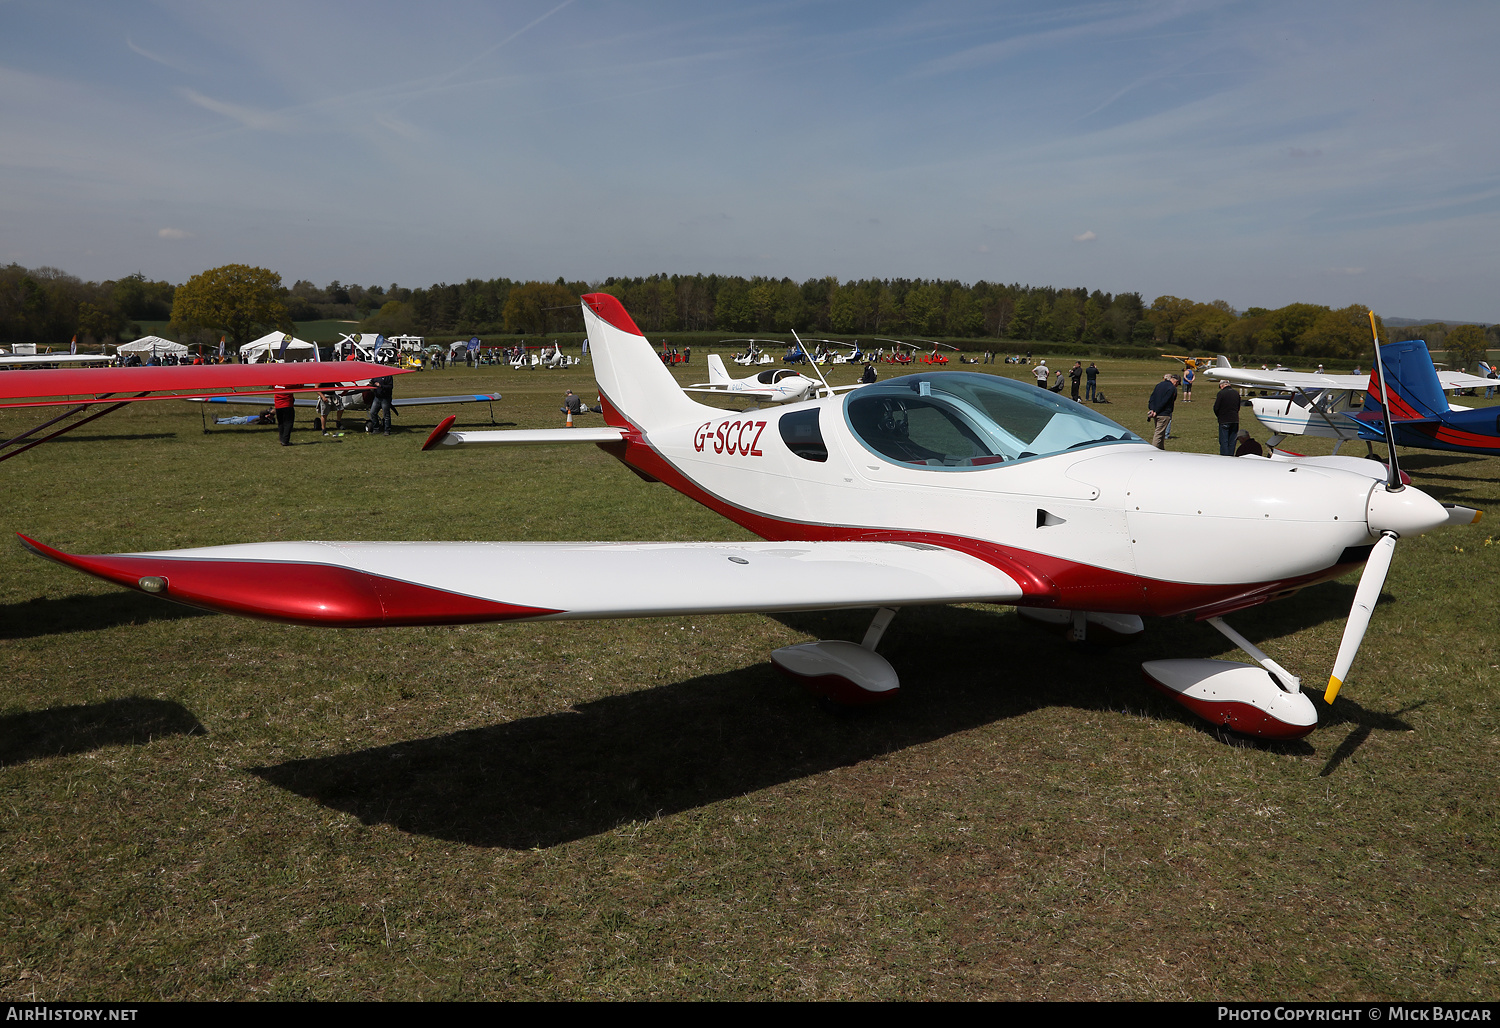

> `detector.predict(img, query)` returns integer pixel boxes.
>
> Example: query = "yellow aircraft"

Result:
[1161,354,1216,372]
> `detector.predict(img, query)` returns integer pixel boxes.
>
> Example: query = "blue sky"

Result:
[3,0,1497,319]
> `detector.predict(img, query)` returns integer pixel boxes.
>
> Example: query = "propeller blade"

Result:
[1325,530,1398,704]
[1368,310,1404,492]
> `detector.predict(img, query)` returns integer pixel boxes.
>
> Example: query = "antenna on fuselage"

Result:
[791,329,834,399]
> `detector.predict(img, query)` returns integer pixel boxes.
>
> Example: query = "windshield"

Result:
[844,372,1140,468]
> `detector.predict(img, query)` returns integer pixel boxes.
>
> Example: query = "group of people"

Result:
[1146,372,1261,456]
[270,376,396,446]
[1031,360,1104,402]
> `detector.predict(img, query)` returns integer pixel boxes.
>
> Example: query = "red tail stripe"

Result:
[581,293,645,337]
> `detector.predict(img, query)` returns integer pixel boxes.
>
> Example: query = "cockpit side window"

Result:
[778,408,827,461]
[843,372,1139,470]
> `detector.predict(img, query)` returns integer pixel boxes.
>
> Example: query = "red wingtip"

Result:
[18,532,561,626]
[581,293,645,336]
[423,415,457,451]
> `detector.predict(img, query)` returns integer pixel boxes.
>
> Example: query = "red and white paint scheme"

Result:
[24,296,1472,739]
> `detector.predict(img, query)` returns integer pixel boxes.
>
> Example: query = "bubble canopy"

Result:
[843,372,1141,469]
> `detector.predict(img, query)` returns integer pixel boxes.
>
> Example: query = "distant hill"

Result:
[1384,316,1490,328]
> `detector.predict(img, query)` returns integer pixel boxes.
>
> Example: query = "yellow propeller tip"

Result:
[1324,677,1343,704]
[1474,510,1483,524]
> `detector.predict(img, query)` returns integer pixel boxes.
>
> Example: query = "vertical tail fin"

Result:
[1364,339,1445,419]
[581,294,709,432]
[706,353,731,385]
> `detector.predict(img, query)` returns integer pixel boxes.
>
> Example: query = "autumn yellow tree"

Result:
[171,265,288,349]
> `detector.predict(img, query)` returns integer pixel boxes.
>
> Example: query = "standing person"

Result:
[1068,361,1083,401]
[273,385,296,446]
[1486,364,1497,399]
[683,344,692,364]
[1213,379,1242,456]
[367,374,394,435]
[1085,361,1099,402]
[1147,374,1179,450]
[1182,365,1195,402]
[1033,360,1050,388]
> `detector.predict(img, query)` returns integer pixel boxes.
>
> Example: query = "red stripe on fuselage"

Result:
[594,401,1363,619]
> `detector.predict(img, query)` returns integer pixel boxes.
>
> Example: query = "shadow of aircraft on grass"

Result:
[251,595,1377,848]
[0,590,213,640]
[0,697,205,766]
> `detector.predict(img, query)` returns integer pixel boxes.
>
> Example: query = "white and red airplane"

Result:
[20,297,1479,740]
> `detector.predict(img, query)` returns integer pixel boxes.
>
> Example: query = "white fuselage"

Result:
[626,390,1385,615]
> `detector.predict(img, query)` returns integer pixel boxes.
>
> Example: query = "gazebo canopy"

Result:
[240,331,318,362]
[118,335,189,356]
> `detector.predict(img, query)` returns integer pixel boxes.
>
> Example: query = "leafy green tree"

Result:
[503,281,576,335]
[1445,324,1489,371]
[171,264,288,349]
[1298,305,1376,359]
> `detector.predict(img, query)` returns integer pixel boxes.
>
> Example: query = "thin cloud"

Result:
[180,89,290,132]
[1074,230,1097,242]
[157,228,190,240]
[126,36,190,73]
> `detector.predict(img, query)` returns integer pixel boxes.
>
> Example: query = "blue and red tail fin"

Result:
[1364,340,1446,420]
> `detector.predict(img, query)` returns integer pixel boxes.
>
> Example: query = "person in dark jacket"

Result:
[273,386,296,446]
[1147,374,1179,449]
[1068,361,1083,401]
[1212,380,1242,455]
[366,374,394,435]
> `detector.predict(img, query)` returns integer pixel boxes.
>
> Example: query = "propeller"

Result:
[1324,311,1418,705]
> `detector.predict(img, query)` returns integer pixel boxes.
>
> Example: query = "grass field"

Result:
[1,352,1496,1000]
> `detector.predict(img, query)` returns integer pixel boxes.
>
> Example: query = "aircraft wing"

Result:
[0,354,113,367]
[0,363,405,408]
[21,535,1024,627]
[1203,367,1366,391]
[190,392,502,409]
[1436,370,1495,390]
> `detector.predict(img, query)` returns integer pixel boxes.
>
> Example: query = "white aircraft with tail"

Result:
[22,298,1479,741]
[684,353,859,405]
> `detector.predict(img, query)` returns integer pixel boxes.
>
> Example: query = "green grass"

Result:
[0,353,1497,1000]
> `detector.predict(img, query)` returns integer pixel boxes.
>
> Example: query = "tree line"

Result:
[2,261,1495,363]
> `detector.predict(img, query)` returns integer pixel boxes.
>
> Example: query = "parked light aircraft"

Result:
[0,363,405,462]
[23,299,1480,741]
[1204,343,1497,455]
[0,353,114,368]
[685,353,860,405]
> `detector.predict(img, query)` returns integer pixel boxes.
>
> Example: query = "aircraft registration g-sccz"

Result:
[23,296,1480,741]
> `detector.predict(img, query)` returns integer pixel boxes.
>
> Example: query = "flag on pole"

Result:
[218,336,226,360]
[278,334,291,360]
[69,335,77,355]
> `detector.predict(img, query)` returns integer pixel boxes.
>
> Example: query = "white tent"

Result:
[240,331,318,363]
[118,335,189,357]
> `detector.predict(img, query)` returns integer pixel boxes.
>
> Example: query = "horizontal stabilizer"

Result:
[427,426,627,448]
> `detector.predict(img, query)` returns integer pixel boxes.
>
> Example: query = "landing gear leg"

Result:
[1140,616,1317,739]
